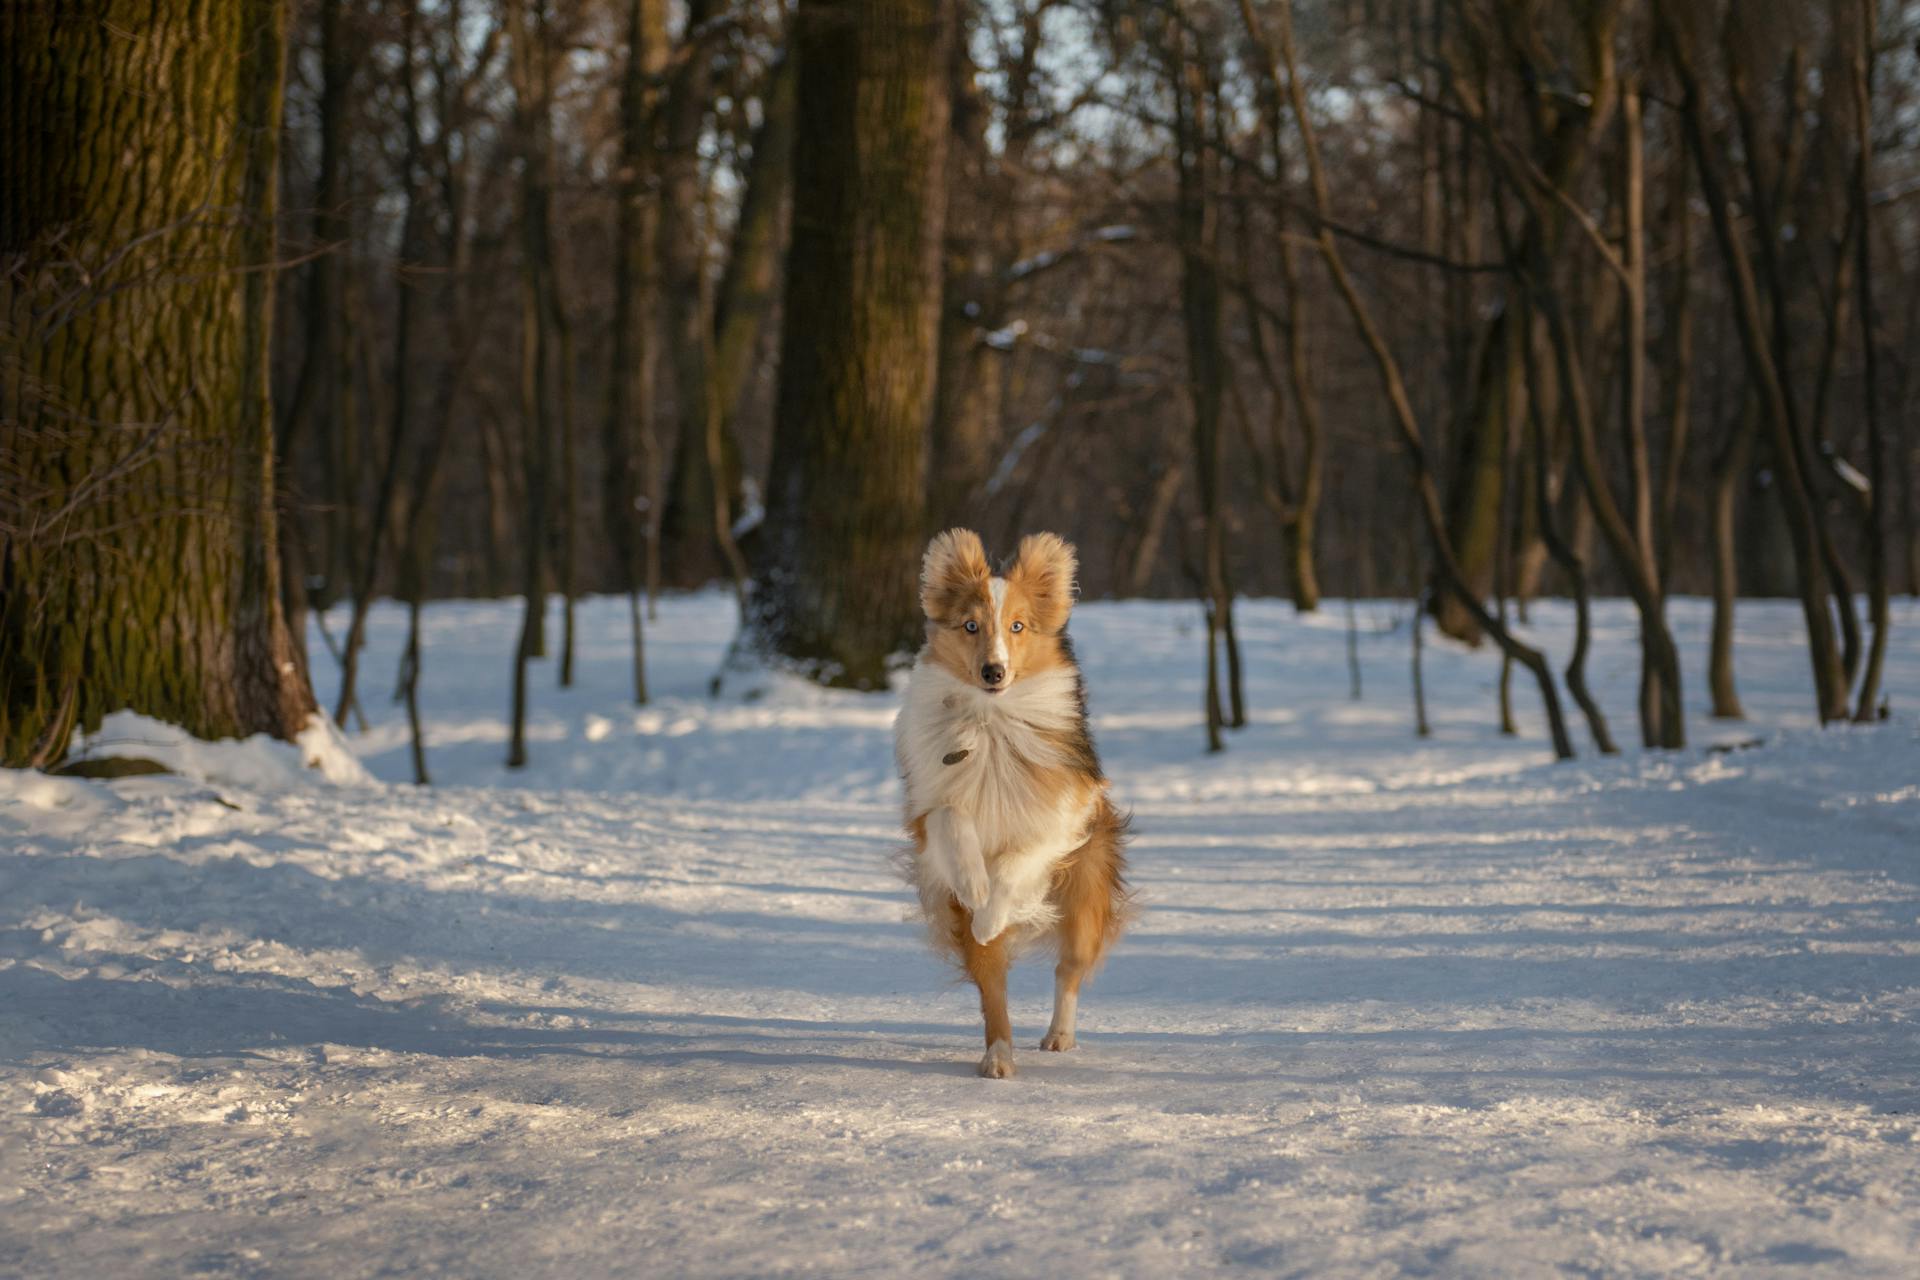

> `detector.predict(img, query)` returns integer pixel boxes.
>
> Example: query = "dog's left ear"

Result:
[1007,532,1077,633]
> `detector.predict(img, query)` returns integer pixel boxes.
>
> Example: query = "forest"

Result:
[4,0,1917,768]
[9,6,1920,1271]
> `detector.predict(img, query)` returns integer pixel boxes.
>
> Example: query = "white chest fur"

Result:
[895,661,1096,942]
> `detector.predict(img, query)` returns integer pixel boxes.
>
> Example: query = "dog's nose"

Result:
[980,663,1005,687]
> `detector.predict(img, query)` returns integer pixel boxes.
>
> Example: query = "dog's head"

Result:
[919,529,1077,694]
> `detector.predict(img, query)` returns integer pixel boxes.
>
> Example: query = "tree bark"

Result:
[2,0,315,766]
[1844,0,1890,720]
[655,0,735,588]
[604,0,668,704]
[274,0,356,682]
[1708,412,1753,719]
[747,0,950,689]
[507,0,557,767]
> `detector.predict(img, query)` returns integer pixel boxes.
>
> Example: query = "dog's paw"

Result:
[977,1039,1016,1079]
[956,864,991,913]
[969,899,1011,944]
[1039,1029,1075,1052]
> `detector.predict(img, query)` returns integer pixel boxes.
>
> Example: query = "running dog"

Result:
[895,529,1130,1079]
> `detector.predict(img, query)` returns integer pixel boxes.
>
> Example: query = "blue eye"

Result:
[964,620,979,633]
[1011,621,1024,633]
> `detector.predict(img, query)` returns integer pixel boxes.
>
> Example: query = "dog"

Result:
[894,529,1130,1079]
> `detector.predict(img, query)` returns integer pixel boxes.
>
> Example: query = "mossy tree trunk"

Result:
[2,0,316,768]
[748,0,950,690]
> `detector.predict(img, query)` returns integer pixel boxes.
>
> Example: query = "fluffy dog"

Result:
[894,529,1130,1079]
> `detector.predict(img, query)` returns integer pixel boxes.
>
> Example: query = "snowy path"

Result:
[5,596,1919,1276]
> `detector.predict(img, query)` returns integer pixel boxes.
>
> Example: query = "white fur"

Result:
[986,578,1011,672]
[979,1038,1015,1079]
[895,655,1094,946]
[1042,976,1078,1051]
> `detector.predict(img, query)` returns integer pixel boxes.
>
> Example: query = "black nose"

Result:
[980,663,1005,686]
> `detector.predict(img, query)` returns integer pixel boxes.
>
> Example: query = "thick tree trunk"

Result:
[747,0,950,689]
[2,0,315,766]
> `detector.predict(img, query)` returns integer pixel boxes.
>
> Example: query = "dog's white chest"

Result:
[896,663,1094,866]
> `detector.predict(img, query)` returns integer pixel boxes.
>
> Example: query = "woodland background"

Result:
[4,0,1917,767]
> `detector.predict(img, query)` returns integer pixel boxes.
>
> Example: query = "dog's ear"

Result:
[921,528,991,624]
[1007,532,1077,632]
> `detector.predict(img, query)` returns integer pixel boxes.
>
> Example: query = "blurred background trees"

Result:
[6,0,1918,766]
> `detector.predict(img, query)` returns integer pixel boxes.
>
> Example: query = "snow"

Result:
[63,710,374,791]
[4,592,1919,1277]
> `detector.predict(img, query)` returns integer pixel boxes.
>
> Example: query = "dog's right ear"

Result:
[921,528,991,624]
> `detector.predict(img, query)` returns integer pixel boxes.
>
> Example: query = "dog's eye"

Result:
[1010,621,1024,633]
[964,620,979,633]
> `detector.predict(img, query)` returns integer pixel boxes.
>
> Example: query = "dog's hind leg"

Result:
[953,900,1015,1078]
[1041,911,1097,1052]
[1041,806,1128,1052]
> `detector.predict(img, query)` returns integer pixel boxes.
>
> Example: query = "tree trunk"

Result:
[1660,4,1848,722]
[274,0,356,684]
[604,0,667,703]
[1708,416,1752,720]
[1518,306,1618,754]
[1172,33,1244,741]
[507,0,556,767]
[333,19,429,727]
[747,0,950,689]
[1407,517,1431,739]
[1845,0,1890,721]
[2,0,315,766]
[711,45,798,481]
[655,0,735,588]
[927,29,1003,534]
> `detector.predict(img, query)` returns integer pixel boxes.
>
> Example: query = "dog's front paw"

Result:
[1039,1028,1075,1052]
[969,897,1012,944]
[955,862,991,913]
[977,1039,1015,1079]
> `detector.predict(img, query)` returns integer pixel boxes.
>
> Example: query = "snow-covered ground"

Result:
[5,592,1919,1277]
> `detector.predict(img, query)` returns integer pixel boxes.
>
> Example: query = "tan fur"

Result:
[899,529,1131,1077]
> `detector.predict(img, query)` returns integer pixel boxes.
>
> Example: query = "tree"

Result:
[1659,0,1850,723]
[506,0,559,767]
[1166,19,1245,748]
[1245,0,1575,760]
[604,0,669,704]
[747,0,951,689]
[2,0,316,767]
